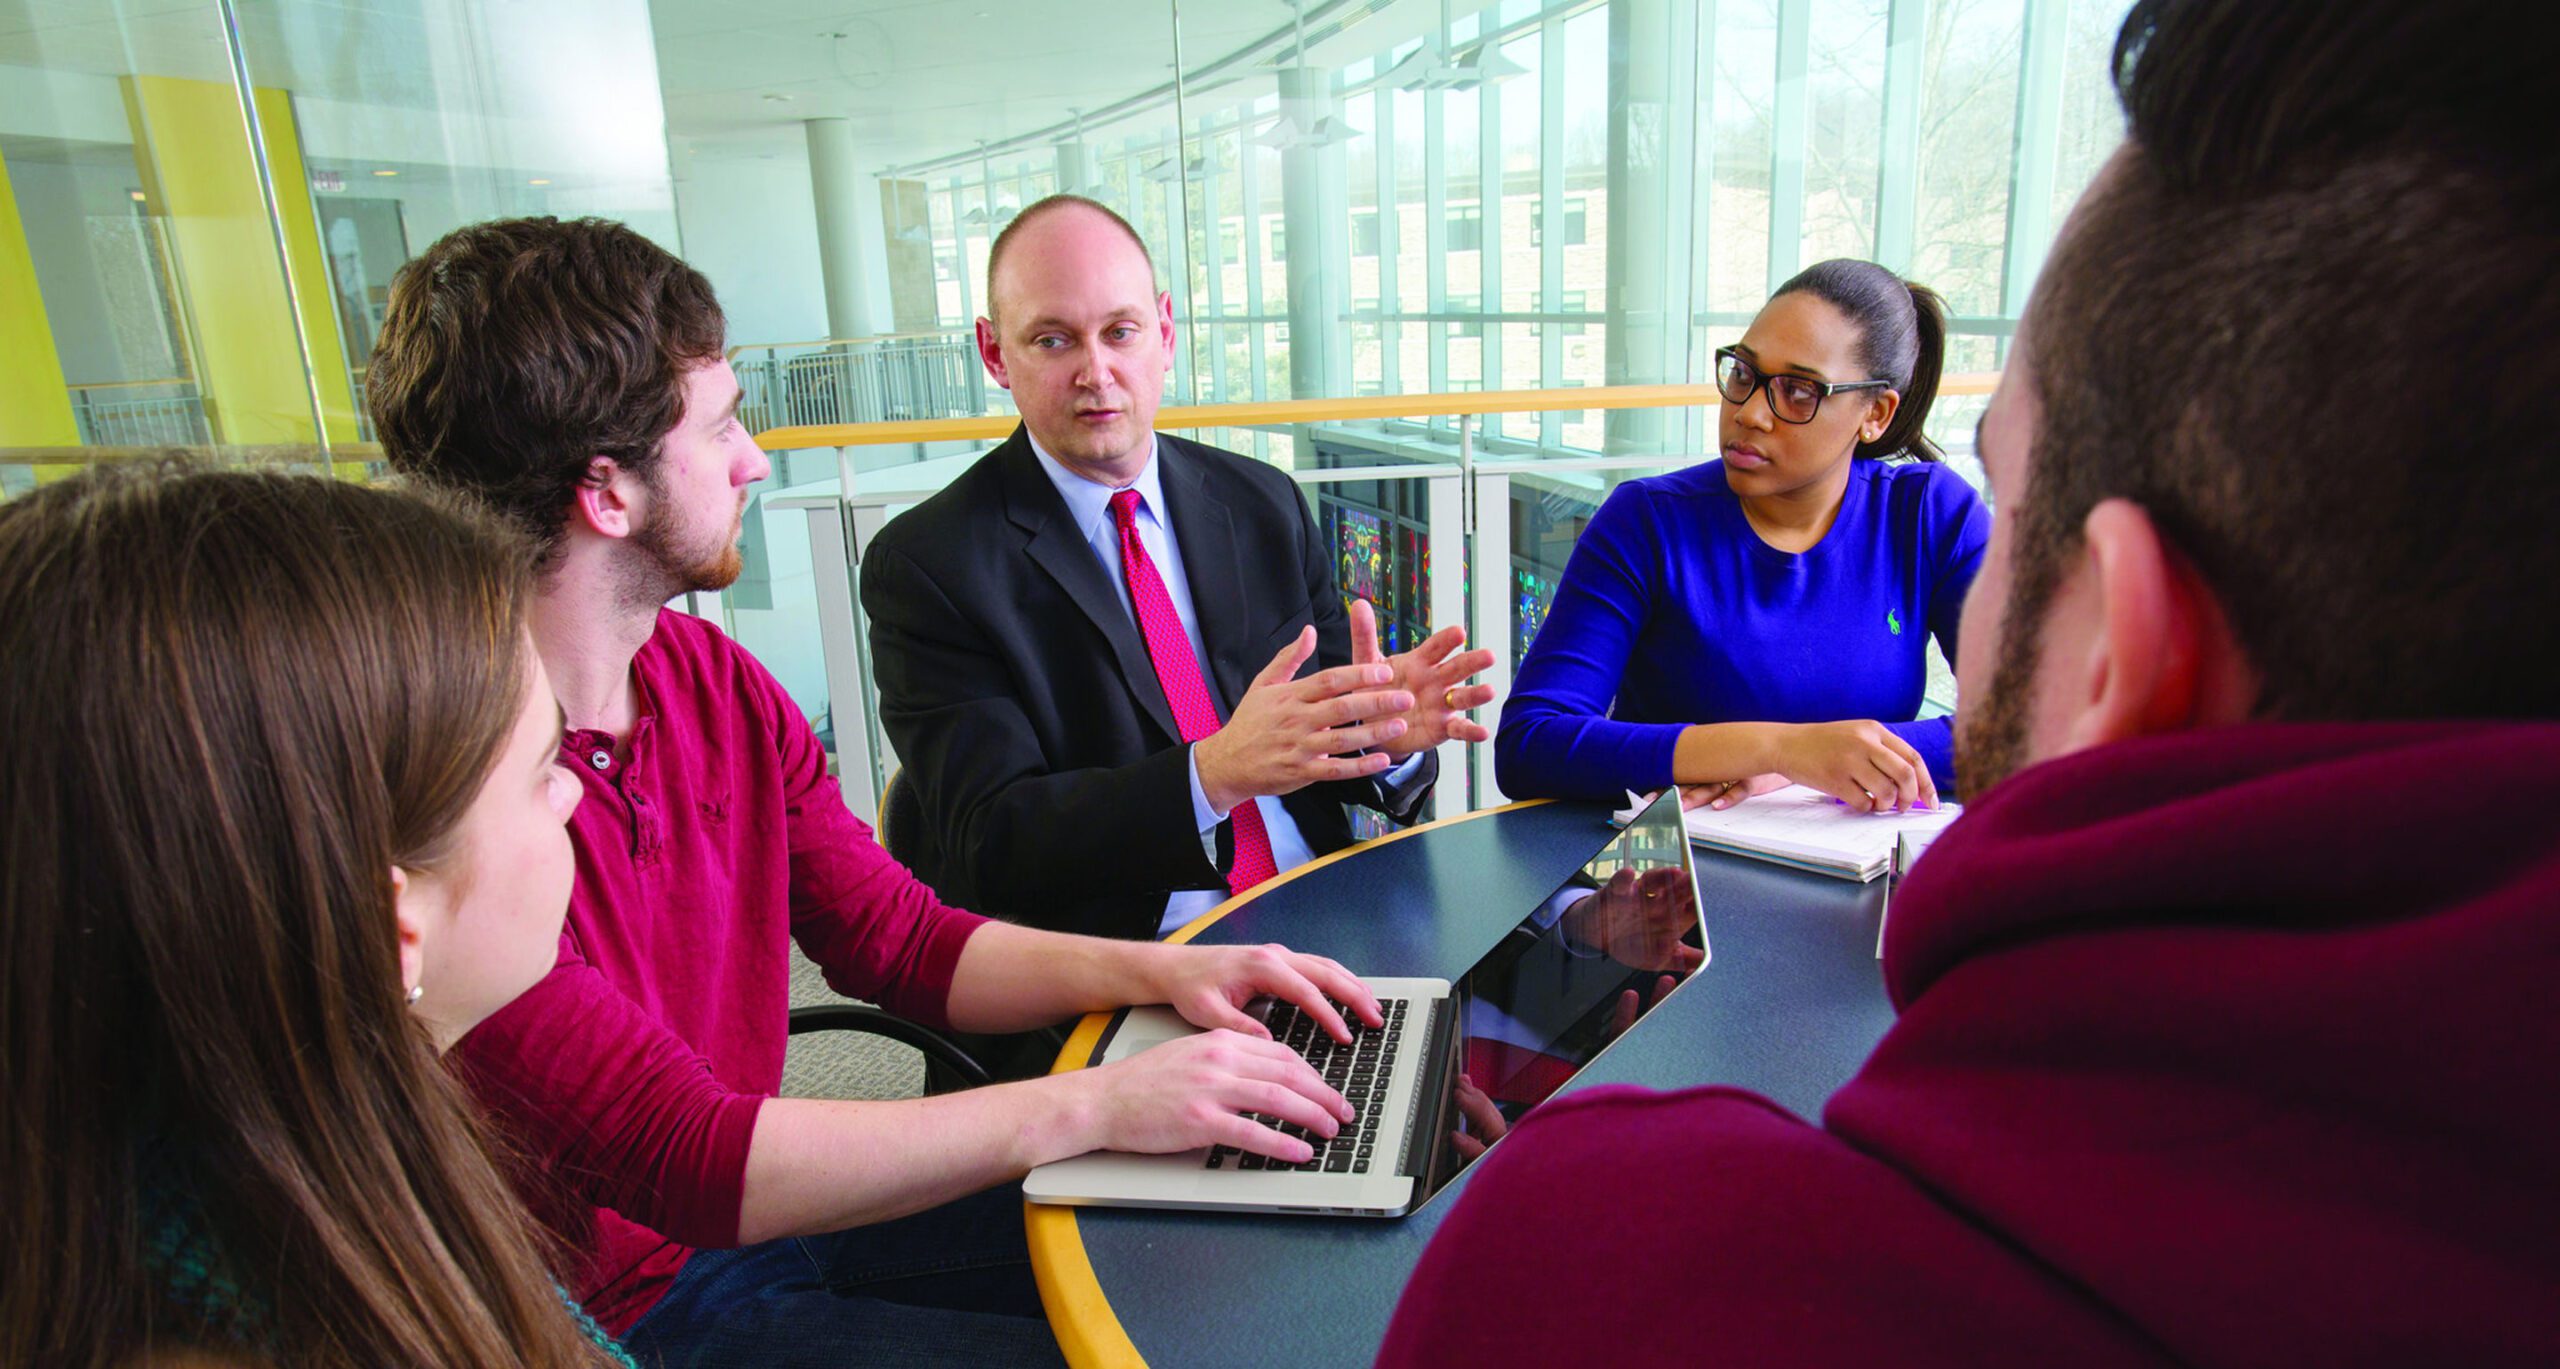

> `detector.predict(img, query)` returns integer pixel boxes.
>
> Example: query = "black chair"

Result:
[770,768,996,1095]
[879,764,924,867]
[878,766,1071,1089]
[785,1002,990,1090]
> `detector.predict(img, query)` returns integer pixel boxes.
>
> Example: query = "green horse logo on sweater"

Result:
[1887,608,1903,636]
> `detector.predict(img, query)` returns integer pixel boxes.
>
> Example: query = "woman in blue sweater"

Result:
[1497,259,1989,812]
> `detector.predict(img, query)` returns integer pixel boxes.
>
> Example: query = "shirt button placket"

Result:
[619,747,658,863]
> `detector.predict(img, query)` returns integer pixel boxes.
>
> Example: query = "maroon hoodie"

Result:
[1380,722,2560,1366]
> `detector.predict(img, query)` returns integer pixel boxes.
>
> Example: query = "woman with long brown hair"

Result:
[0,465,627,1367]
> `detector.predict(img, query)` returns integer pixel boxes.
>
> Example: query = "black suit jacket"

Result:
[860,428,1435,941]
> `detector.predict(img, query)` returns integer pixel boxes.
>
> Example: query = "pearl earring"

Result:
[406,984,424,1006]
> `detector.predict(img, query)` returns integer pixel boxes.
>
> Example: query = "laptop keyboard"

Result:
[1204,997,1410,1176]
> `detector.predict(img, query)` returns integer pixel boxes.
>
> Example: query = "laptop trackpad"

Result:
[1095,1006,1195,1063]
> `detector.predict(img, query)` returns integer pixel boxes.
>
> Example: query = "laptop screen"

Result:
[1411,788,1705,1207]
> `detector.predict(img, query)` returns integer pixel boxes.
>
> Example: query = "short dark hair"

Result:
[368,216,727,558]
[1772,258,1950,462]
[2001,0,2560,723]
[984,194,1155,324]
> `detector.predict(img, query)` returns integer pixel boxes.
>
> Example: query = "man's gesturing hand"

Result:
[1562,867,1706,973]
[1194,626,1415,815]
[1348,600,1496,760]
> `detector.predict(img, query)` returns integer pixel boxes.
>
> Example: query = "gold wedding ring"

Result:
[1442,687,1462,710]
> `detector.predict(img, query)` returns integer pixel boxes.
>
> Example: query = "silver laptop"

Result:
[1023,788,1705,1218]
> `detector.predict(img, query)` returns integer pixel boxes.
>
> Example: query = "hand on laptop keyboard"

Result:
[1145,942,1384,1046]
[1207,996,1410,1175]
[1070,1027,1356,1166]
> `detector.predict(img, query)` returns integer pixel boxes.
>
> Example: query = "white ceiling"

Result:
[650,0,1463,171]
[0,0,462,106]
[0,0,1481,175]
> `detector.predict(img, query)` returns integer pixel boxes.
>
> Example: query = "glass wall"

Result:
[3,0,2134,754]
[841,0,2129,454]
[0,0,677,487]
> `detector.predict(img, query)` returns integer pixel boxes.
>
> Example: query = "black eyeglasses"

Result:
[1714,347,1891,425]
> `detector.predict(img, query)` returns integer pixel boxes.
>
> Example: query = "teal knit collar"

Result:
[139,1160,634,1366]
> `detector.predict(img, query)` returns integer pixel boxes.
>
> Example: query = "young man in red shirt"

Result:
[370,217,1388,1364]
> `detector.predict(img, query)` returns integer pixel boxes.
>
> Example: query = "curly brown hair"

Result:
[368,217,727,560]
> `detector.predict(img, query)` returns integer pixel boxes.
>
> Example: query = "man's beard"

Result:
[1953,603,2045,799]
[621,497,745,608]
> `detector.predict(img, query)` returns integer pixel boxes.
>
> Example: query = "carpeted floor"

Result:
[780,952,927,1102]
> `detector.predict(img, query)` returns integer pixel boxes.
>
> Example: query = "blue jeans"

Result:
[621,1184,1064,1368]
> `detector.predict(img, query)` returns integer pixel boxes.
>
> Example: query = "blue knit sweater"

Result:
[1495,458,1989,801]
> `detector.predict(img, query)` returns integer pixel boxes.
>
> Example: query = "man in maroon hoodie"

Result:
[1381,1,2560,1364]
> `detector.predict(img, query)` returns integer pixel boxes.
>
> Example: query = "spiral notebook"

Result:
[1614,784,1961,883]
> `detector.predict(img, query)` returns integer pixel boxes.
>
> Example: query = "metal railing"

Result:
[0,381,1986,822]
[67,380,212,447]
[756,376,1997,821]
[55,374,372,448]
[348,367,375,443]
[732,332,986,432]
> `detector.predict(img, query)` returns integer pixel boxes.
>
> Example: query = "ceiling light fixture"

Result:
[962,141,1016,228]
[1257,0,1358,150]
[1142,148,1227,183]
[1387,0,1525,92]
[373,168,399,177]
[1253,112,1357,149]
[1055,107,1090,198]
[1455,42,1527,85]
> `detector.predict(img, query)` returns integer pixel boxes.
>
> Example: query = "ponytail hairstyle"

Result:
[0,464,617,1367]
[1771,258,1950,462]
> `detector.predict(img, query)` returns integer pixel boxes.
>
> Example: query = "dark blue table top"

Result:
[1030,800,1896,1366]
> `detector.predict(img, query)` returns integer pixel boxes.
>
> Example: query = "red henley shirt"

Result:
[454,609,988,1333]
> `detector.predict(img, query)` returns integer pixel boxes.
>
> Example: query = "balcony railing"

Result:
[67,379,212,447]
[349,367,375,443]
[756,376,1996,821]
[0,379,1994,826]
[731,332,986,433]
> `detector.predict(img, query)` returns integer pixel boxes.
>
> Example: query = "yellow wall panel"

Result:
[122,74,358,448]
[253,85,362,446]
[0,147,82,448]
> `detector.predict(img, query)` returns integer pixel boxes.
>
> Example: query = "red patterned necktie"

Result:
[1110,489,1279,896]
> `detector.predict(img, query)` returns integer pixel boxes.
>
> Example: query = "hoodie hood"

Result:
[1829,721,2560,1365]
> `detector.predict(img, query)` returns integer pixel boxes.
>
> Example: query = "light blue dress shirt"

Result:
[1028,435,1420,935]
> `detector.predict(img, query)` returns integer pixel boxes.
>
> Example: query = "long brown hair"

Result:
[0,465,614,1366]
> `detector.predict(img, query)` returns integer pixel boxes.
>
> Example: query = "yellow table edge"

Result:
[1025,798,1549,1368]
